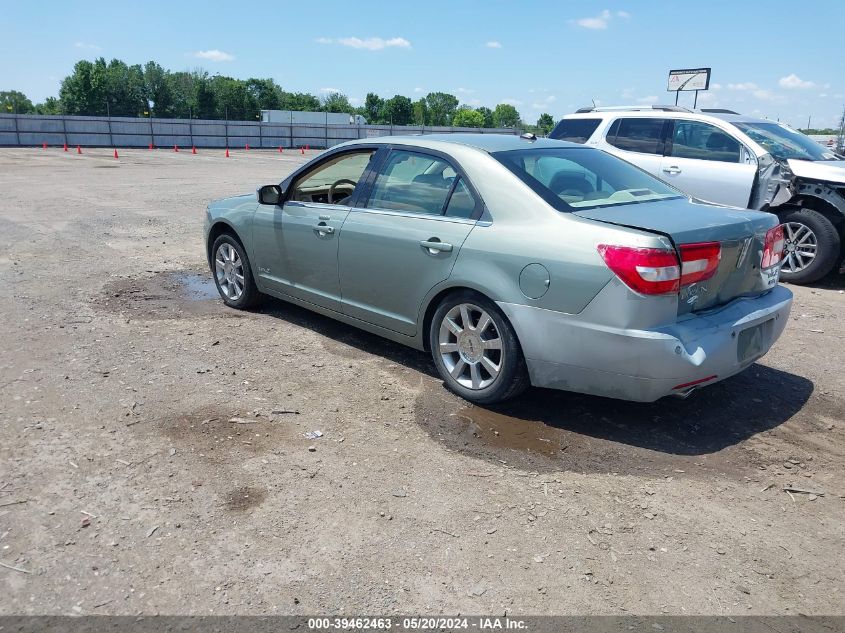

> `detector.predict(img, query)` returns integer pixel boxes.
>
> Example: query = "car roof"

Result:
[338,133,584,153]
[561,108,772,126]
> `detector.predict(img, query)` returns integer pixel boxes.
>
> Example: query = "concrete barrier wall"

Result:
[0,114,517,149]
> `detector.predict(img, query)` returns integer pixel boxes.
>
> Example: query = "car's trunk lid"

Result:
[573,198,780,315]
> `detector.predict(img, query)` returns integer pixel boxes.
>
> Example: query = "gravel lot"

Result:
[0,148,843,616]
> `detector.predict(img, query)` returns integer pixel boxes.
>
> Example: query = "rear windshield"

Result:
[493,147,683,211]
[734,121,838,162]
[549,118,601,144]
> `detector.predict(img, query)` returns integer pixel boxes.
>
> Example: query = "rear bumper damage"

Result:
[498,284,793,402]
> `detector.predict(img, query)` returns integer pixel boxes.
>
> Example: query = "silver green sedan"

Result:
[204,134,793,404]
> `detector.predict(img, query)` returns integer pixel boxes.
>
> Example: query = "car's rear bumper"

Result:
[497,284,793,402]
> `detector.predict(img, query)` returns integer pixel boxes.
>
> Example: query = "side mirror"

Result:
[257,184,283,205]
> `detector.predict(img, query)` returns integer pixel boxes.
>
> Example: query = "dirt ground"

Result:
[0,148,843,616]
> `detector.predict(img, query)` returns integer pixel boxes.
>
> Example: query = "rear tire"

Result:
[210,234,263,309]
[429,291,529,405]
[778,208,840,284]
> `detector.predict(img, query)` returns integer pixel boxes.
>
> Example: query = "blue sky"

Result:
[4,0,844,128]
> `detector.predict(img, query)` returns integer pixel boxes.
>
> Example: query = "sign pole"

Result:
[694,90,699,109]
[675,91,679,106]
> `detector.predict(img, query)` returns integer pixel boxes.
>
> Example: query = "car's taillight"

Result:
[597,244,680,295]
[761,224,786,269]
[679,242,721,285]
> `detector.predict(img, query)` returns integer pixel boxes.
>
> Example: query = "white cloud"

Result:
[317,37,411,50]
[193,49,234,62]
[727,82,758,91]
[319,87,341,94]
[414,87,424,93]
[456,87,475,94]
[635,95,658,104]
[779,73,815,89]
[531,95,558,110]
[501,98,523,106]
[73,41,100,51]
[571,9,630,30]
[486,40,502,48]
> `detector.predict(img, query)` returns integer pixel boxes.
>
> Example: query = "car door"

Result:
[601,117,670,177]
[659,119,756,207]
[251,148,378,312]
[338,148,479,336]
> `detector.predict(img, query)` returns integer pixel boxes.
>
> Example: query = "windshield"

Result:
[493,147,683,211]
[734,122,838,162]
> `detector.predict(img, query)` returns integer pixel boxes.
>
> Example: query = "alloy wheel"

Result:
[782,222,818,274]
[215,243,245,301]
[438,303,504,390]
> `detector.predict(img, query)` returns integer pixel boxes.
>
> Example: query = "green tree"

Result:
[493,103,521,128]
[280,91,321,111]
[475,106,494,128]
[35,97,62,115]
[245,78,284,111]
[211,75,259,120]
[0,90,35,113]
[536,113,554,135]
[412,98,427,126]
[363,92,384,123]
[453,107,485,128]
[321,92,352,113]
[143,61,173,117]
[380,95,413,125]
[424,92,459,126]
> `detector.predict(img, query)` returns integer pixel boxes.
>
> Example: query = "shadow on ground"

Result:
[253,296,815,474]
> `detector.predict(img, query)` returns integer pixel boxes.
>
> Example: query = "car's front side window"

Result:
[289,150,375,205]
[668,121,741,162]
[367,150,456,215]
[605,118,668,155]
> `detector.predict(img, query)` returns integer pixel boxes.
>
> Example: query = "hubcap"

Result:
[214,243,245,300]
[438,303,503,390]
[781,222,817,274]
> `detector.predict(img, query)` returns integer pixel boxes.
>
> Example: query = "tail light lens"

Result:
[597,245,680,295]
[761,224,785,269]
[679,242,721,285]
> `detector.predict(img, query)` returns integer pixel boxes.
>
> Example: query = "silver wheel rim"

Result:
[438,303,503,390]
[782,222,818,274]
[214,243,245,301]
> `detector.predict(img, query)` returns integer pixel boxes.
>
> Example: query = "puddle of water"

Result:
[175,272,218,301]
[223,486,266,512]
[452,406,566,459]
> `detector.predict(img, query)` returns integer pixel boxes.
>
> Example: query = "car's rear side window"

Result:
[367,150,455,215]
[444,177,476,218]
[605,118,668,155]
[549,118,601,144]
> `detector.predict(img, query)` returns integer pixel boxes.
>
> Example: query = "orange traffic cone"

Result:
[278,146,283,153]
[225,148,230,158]
[63,143,68,152]
[300,147,304,155]
[149,142,154,150]
[77,145,82,154]
[173,145,179,152]
[245,143,250,150]
[42,142,47,150]
[192,146,197,154]
[114,148,119,159]
[305,144,309,151]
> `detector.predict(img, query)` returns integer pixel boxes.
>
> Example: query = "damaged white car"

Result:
[551,107,845,283]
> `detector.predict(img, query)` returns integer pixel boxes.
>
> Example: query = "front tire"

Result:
[429,291,529,405]
[211,234,263,309]
[778,208,840,284]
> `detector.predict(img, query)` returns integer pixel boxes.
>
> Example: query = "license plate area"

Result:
[737,319,774,363]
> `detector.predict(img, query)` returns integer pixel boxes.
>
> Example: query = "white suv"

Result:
[550,106,845,283]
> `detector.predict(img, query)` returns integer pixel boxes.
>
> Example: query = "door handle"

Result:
[662,165,682,174]
[313,223,335,235]
[420,239,453,254]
